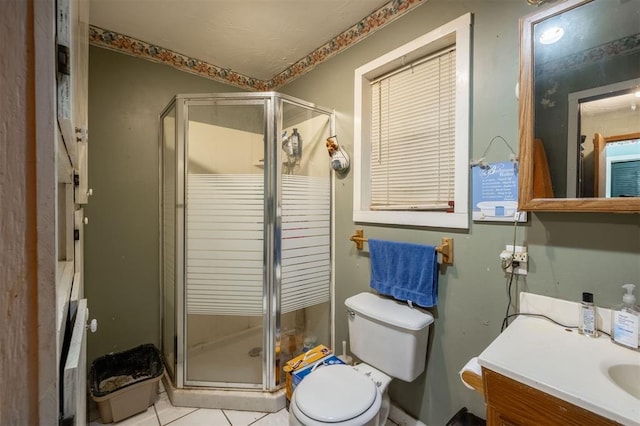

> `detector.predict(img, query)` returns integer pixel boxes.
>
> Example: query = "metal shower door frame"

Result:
[165,92,334,392]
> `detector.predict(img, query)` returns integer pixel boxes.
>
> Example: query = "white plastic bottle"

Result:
[611,284,640,350]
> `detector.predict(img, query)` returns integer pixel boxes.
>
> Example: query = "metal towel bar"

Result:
[349,229,453,265]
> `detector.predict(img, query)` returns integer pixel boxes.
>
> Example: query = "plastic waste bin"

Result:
[446,407,486,426]
[89,343,164,423]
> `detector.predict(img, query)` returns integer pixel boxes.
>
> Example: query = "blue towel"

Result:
[368,239,438,308]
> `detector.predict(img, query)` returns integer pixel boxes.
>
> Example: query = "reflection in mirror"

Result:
[533,0,640,198]
[518,0,640,212]
[569,85,640,197]
[593,132,640,198]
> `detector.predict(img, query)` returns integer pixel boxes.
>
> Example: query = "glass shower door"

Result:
[277,100,332,369]
[161,93,334,394]
[184,100,267,388]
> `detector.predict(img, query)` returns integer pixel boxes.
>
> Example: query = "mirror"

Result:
[518,0,640,211]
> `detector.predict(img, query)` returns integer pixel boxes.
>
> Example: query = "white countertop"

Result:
[478,313,640,425]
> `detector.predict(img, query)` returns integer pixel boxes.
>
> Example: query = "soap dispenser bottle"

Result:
[611,284,640,350]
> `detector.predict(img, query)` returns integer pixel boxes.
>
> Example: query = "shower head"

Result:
[282,131,294,156]
[282,129,302,159]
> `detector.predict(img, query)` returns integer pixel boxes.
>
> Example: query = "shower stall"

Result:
[159,93,334,408]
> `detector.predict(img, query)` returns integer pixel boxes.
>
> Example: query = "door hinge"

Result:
[57,44,70,75]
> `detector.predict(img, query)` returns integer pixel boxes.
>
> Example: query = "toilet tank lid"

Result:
[345,293,434,330]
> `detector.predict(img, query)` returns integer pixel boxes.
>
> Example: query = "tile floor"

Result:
[88,380,288,426]
[89,381,399,426]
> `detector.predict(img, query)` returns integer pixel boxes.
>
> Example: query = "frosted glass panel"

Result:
[187,174,264,316]
[185,103,265,385]
[281,175,331,313]
[278,101,331,366]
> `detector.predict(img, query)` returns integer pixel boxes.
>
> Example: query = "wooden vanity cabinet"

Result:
[482,368,620,426]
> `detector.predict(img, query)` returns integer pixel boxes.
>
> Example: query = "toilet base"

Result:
[379,392,390,425]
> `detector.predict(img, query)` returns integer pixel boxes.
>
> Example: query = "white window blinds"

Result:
[370,48,456,210]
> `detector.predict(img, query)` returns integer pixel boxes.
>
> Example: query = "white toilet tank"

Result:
[345,292,434,382]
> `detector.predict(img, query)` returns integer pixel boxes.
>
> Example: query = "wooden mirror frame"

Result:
[518,0,640,212]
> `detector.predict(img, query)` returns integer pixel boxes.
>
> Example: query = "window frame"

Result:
[353,13,472,229]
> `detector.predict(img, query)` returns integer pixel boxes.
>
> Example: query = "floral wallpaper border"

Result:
[536,33,640,76]
[89,0,423,91]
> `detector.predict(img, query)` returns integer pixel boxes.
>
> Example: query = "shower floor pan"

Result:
[167,326,286,412]
[187,325,263,384]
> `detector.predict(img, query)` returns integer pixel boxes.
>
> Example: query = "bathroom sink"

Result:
[607,364,640,400]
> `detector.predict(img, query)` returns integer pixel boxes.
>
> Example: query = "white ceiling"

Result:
[89,0,390,81]
[582,92,640,117]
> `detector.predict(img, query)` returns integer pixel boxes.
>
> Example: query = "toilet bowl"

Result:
[289,292,434,426]
[289,364,390,426]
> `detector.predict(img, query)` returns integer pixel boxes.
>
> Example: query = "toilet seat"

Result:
[292,364,382,425]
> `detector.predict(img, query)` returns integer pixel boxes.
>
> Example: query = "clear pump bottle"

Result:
[611,284,640,350]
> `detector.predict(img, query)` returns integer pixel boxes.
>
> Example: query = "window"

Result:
[605,139,640,197]
[353,14,471,228]
[610,159,640,197]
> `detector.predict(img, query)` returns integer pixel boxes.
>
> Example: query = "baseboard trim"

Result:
[389,402,427,426]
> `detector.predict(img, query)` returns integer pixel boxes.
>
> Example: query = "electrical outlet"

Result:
[504,244,527,275]
[513,251,528,262]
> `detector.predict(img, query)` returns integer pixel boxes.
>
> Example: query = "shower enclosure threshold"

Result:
[163,373,286,413]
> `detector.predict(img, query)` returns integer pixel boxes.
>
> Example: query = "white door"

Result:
[63,299,88,426]
[57,0,91,421]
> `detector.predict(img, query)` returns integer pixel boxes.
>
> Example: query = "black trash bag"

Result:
[446,407,486,426]
[89,343,164,398]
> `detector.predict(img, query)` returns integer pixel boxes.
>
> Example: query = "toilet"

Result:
[289,292,434,426]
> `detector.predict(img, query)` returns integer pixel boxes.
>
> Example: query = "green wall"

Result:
[86,1,640,424]
[279,0,640,422]
[85,47,239,364]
